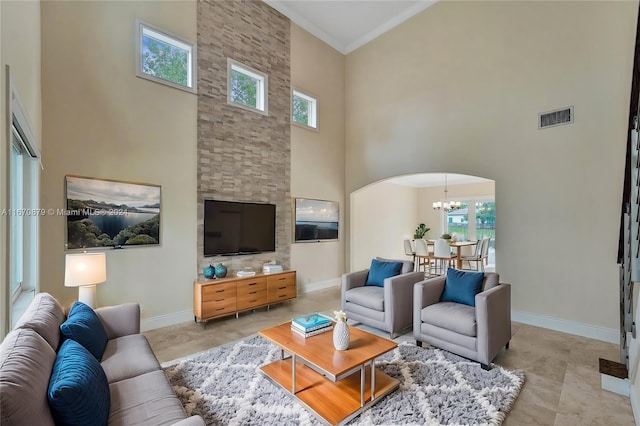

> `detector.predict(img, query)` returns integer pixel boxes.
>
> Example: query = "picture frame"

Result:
[65,175,161,250]
[293,198,339,242]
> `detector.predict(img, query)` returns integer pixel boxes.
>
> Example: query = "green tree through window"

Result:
[293,94,309,125]
[230,70,258,108]
[142,36,188,86]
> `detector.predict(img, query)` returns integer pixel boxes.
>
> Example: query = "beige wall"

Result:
[1,0,42,336]
[290,24,346,289]
[345,1,637,330]
[351,181,417,271]
[40,1,197,320]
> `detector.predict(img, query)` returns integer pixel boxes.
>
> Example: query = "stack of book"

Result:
[291,314,333,338]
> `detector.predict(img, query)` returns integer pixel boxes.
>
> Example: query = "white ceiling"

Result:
[264,0,437,54]
[386,173,492,188]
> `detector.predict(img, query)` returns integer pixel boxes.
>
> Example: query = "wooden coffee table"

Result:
[258,322,399,425]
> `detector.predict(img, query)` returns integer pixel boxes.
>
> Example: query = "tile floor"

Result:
[144,286,636,426]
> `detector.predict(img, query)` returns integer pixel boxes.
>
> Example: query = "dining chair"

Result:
[481,237,491,266]
[460,238,485,271]
[430,238,453,275]
[404,239,415,267]
[414,239,431,274]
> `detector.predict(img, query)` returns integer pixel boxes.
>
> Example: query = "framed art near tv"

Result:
[293,198,339,242]
[65,175,161,250]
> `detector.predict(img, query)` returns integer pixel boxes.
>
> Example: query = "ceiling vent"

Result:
[539,106,573,129]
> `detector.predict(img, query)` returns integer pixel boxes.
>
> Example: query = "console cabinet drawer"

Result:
[236,277,267,296]
[237,290,268,310]
[267,272,296,303]
[202,298,236,318]
[202,282,236,302]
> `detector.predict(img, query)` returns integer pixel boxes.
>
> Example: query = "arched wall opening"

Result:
[349,173,495,272]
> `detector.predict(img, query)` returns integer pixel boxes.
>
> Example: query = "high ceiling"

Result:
[387,174,492,188]
[264,0,437,54]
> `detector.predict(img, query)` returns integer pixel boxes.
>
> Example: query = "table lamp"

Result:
[64,252,107,308]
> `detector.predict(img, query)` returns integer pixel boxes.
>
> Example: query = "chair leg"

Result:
[481,363,490,370]
[390,332,397,340]
[505,341,510,350]
[416,340,422,347]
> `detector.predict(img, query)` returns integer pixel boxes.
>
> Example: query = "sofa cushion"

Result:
[441,268,484,307]
[366,258,402,287]
[13,292,66,350]
[0,328,56,426]
[376,257,414,274]
[101,335,160,383]
[48,339,110,426]
[421,302,477,337]
[60,301,108,361]
[345,286,384,311]
[108,370,188,426]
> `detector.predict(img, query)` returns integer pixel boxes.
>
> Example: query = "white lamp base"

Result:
[78,285,97,308]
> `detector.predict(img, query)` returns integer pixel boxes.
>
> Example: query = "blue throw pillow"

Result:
[48,339,110,426]
[60,302,108,361]
[365,258,403,287]
[441,268,484,307]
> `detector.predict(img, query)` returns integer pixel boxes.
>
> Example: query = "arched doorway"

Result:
[349,173,495,272]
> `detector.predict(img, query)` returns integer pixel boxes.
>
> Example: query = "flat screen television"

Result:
[204,200,276,256]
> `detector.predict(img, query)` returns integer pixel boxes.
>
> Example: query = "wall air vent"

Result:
[538,106,574,129]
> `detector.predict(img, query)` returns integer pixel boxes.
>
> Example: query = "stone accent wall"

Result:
[197,0,291,276]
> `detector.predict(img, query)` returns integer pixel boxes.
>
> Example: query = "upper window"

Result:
[292,89,318,130]
[227,58,268,115]
[136,20,196,93]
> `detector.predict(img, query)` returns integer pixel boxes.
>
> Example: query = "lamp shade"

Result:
[64,253,107,287]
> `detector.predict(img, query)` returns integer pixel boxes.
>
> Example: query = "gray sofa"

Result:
[0,292,204,426]
[413,272,511,368]
[342,258,424,338]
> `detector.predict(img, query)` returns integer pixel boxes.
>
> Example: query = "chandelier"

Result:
[432,174,461,211]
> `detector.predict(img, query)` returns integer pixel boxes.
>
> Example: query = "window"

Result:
[227,58,268,114]
[10,134,24,298]
[292,88,318,129]
[136,20,196,93]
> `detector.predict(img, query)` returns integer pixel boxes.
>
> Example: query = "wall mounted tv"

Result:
[204,200,276,256]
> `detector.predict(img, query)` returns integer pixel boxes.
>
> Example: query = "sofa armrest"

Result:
[476,283,511,364]
[95,303,140,339]
[341,269,369,310]
[384,271,424,333]
[171,416,206,426]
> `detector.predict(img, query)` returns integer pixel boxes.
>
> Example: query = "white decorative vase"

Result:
[333,320,350,350]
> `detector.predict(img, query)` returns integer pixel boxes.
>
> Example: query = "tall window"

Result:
[227,58,268,114]
[446,203,469,240]
[475,201,495,240]
[10,133,24,298]
[136,20,197,93]
[292,88,318,129]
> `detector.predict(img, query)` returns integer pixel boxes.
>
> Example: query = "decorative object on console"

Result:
[203,265,215,279]
[263,264,283,273]
[413,223,430,239]
[333,310,349,350]
[65,175,161,250]
[293,198,339,242]
[214,263,227,278]
[64,252,107,308]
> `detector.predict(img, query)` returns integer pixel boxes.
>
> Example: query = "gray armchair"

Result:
[413,272,511,369]
[342,258,424,339]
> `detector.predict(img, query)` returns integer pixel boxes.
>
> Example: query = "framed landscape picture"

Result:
[65,175,161,250]
[293,198,339,242]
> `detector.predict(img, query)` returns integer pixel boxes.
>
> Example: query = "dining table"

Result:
[427,239,478,270]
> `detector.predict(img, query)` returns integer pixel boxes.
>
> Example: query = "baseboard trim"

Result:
[512,310,618,344]
[299,277,341,294]
[141,309,194,332]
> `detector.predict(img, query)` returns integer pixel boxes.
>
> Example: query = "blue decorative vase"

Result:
[214,263,227,278]
[203,265,215,279]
